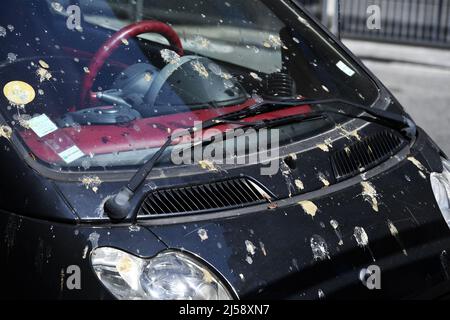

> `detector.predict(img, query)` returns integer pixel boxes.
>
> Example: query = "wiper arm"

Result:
[217,98,416,139]
[104,115,247,221]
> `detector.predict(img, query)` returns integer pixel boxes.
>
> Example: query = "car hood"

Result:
[143,131,450,299]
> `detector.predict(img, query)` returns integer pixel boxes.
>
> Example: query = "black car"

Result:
[0,0,449,300]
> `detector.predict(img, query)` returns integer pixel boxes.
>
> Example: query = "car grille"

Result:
[138,178,271,217]
[331,130,407,181]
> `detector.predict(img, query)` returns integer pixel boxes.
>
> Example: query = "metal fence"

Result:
[298,0,450,48]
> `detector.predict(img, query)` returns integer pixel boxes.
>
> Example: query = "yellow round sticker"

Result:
[3,81,36,105]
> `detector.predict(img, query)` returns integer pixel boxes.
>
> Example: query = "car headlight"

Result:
[430,158,450,228]
[91,247,234,300]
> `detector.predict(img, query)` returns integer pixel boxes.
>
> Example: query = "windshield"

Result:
[0,0,379,171]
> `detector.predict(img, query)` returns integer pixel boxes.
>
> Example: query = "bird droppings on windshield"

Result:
[198,159,219,172]
[7,52,18,63]
[387,220,408,256]
[36,66,52,83]
[318,172,330,187]
[80,176,102,193]
[190,60,209,79]
[0,125,12,140]
[361,181,379,212]
[0,26,6,37]
[197,228,208,242]
[330,219,344,246]
[298,200,318,218]
[245,240,257,256]
[353,226,375,261]
[295,179,305,191]
[160,49,181,65]
[310,235,330,261]
[263,34,282,49]
[144,72,152,82]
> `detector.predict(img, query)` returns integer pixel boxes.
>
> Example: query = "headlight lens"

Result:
[91,247,234,300]
[430,158,450,228]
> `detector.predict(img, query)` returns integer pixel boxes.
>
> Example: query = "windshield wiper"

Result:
[104,106,329,221]
[105,97,415,221]
[215,97,416,139]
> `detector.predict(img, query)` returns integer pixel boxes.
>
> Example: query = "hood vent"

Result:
[138,178,271,217]
[331,130,407,181]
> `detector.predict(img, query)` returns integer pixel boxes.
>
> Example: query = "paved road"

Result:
[344,40,450,155]
[362,60,450,155]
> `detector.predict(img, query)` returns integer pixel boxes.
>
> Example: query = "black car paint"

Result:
[0,2,449,300]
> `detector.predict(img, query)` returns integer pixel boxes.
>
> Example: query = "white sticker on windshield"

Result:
[28,114,58,138]
[58,145,85,164]
[336,61,355,77]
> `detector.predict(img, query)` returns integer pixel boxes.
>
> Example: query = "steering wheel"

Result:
[80,20,184,107]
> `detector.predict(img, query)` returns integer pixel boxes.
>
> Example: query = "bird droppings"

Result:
[245,256,253,265]
[160,49,181,65]
[249,72,262,81]
[310,234,330,261]
[280,161,295,197]
[80,175,102,193]
[353,226,375,261]
[263,34,282,48]
[245,240,257,256]
[0,125,12,140]
[198,159,218,172]
[387,220,408,256]
[361,181,379,212]
[330,219,344,246]
[295,179,305,190]
[336,124,361,141]
[191,60,209,78]
[259,241,267,256]
[316,143,330,152]
[318,173,330,187]
[407,156,426,171]
[197,228,208,241]
[88,232,100,249]
[82,245,88,259]
[239,273,245,281]
[36,67,52,82]
[318,289,325,299]
[38,59,49,69]
[299,200,318,218]
[316,137,333,152]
